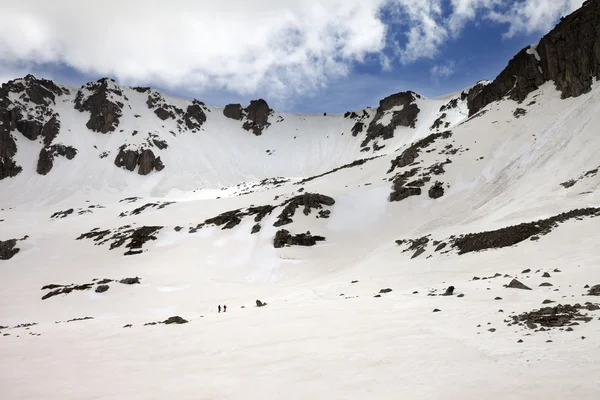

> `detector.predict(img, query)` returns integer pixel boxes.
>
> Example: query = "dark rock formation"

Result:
[146,92,184,122]
[274,193,335,226]
[251,223,261,234]
[0,239,19,260]
[510,302,600,329]
[191,205,276,233]
[50,209,74,219]
[428,182,445,199]
[42,283,94,300]
[224,100,272,134]
[223,104,244,120]
[442,286,455,296]
[379,288,392,294]
[0,110,23,180]
[296,156,379,185]
[184,101,207,130]
[351,122,364,137]
[138,149,156,175]
[37,144,78,175]
[77,225,162,256]
[41,116,60,146]
[362,91,420,148]
[163,316,188,324]
[452,207,600,254]
[16,120,43,140]
[273,229,325,248]
[507,279,532,290]
[390,186,421,202]
[588,284,600,296]
[119,277,141,285]
[256,299,267,307]
[95,284,109,293]
[469,48,544,116]
[242,99,272,135]
[74,78,123,133]
[388,131,453,173]
[114,147,164,175]
[469,0,600,115]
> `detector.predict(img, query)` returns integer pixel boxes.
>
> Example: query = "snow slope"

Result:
[2,15,600,396]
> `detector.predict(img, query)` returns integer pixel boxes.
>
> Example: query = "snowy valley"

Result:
[2,1,600,399]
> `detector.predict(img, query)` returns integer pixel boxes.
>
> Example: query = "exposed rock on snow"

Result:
[451,207,600,255]
[76,225,163,256]
[37,144,78,175]
[223,104,244,120]
[242,99,272,136]
[95,284,109,293]
[273,229,325,248]
[163,316,188,324]
[74,78,124,133]
[256,300,267,307]
[509,303,600,330]
[362,91,420,148]
[0,238,19,260]
[119,202,174,217]
[296,157,380,185]
[428,182,445,199]
[190,205,276,233]
[119,277,141,285]
[274,193,335,227]
[223,99,272,135]
[506,279,532,290]
[469,0,600,116]
[114,146,164,175]
[588,285,600,296]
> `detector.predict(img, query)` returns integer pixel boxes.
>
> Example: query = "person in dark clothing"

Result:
[218,305,221,313]
[223,305,227,313]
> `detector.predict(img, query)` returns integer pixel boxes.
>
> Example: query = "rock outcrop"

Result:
[362,91,420,147]
[184,101,207,130]
[273,229,325,248]
[74,78,124,133]
[0,111,22,180]
[114,146,164,175]
[223,104,244,120]
[37,144,78,175]
[469,0,600,115]
[0,238,19,260]
[223,99,272,135]
[274,193,335,226]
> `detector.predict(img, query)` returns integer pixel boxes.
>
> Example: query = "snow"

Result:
[2,78,600,399]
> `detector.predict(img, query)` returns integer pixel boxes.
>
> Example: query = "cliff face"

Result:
[469,0,600,116]
[538,0,600,99]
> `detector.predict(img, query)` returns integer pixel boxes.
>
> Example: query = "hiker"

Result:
[223,305,227,313]
[218,305,221,313]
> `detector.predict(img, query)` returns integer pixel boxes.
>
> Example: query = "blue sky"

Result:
[0,1,583,114]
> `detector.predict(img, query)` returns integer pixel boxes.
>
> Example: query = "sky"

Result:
[0,0,585,114]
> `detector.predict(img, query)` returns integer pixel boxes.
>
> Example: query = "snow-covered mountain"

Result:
[2,1,600,399]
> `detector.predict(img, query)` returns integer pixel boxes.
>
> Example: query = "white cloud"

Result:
[388,0,584,63]
[0,0,388,99]
[0,0,586,99]
[430,61,456,81]
[485,0,585,38]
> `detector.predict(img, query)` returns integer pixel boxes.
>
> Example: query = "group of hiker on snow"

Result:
[218,304,227,313]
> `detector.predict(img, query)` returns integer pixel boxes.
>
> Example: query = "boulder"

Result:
[507,279,532,290]
[256,300,267,307]
[0,239,19,260]
[95,285,109,293]
[163,316,188,324]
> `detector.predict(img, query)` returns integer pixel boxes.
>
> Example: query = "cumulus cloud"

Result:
[0,0,585,99]
[390,0,584,63]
